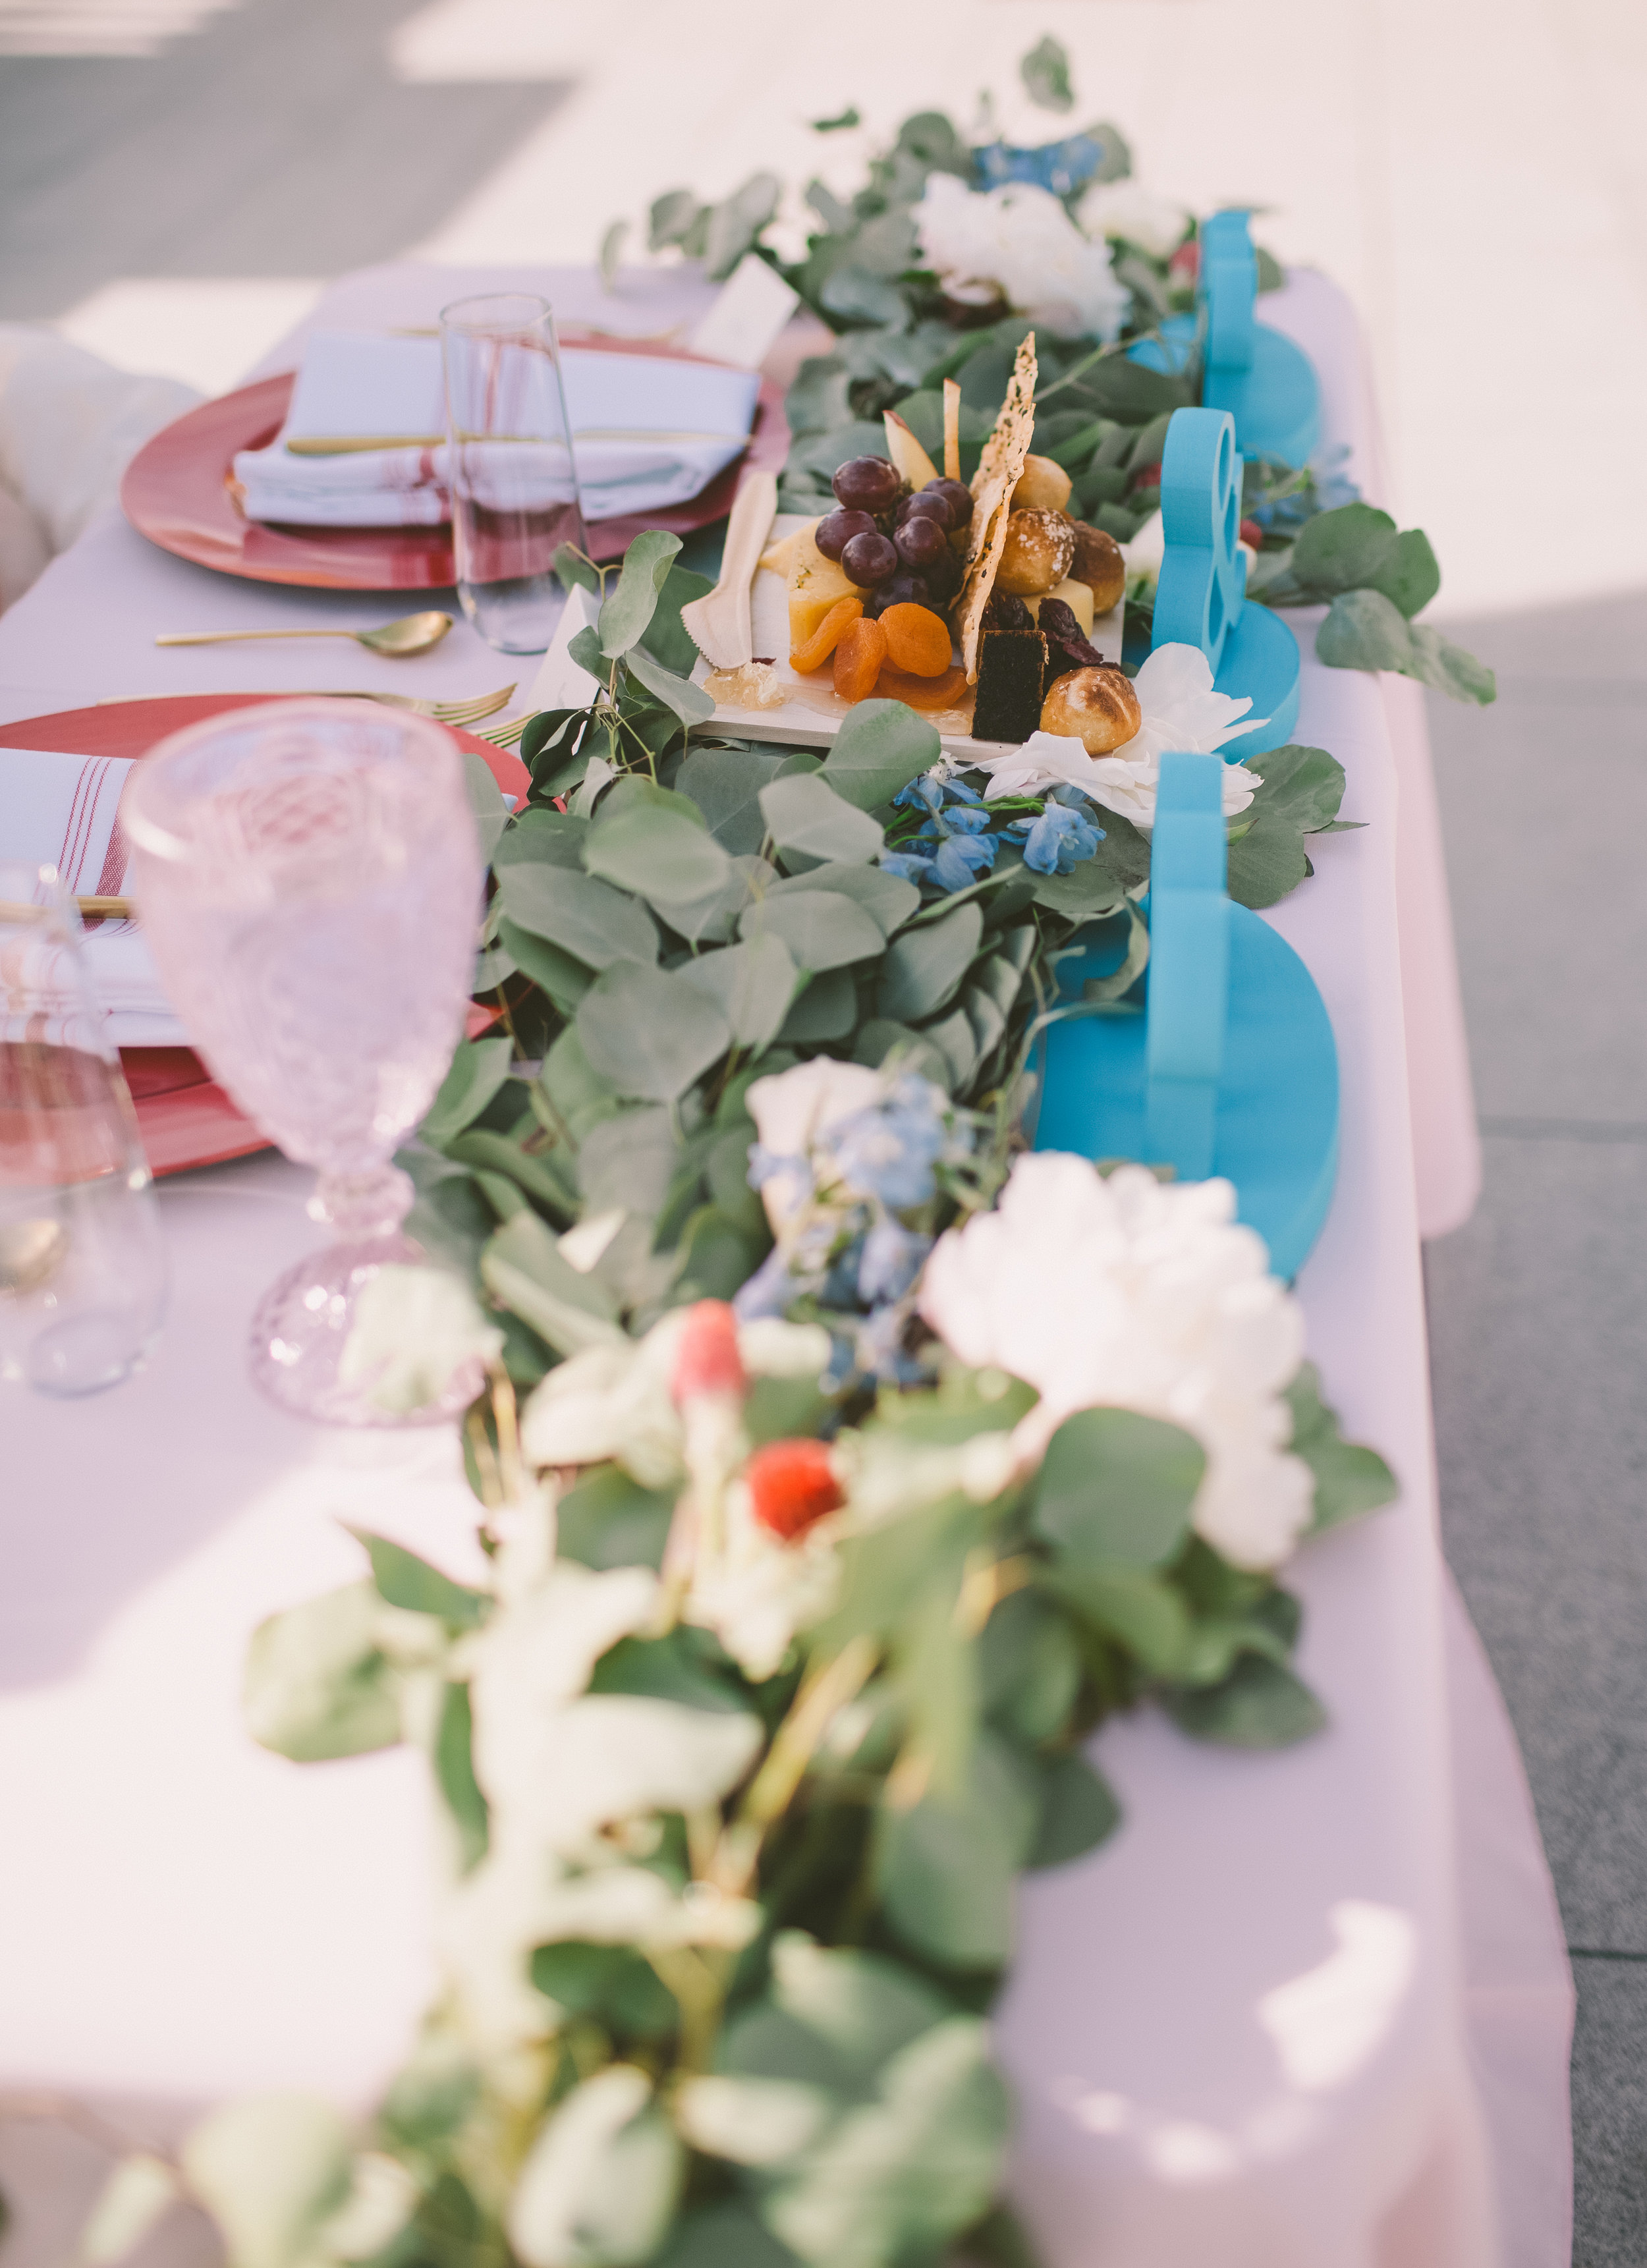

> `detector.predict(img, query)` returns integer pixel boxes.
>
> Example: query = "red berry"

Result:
[1129,461,1162,492]
[746,1439,844,1541]
[1239,518,1265,551]
[1169,240,1199,280]
[671,1302,746,1404]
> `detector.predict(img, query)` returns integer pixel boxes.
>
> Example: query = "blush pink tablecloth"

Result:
[0,266,1563,2268]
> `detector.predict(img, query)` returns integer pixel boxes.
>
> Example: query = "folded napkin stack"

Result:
[233,332,761,530]
[1,747,184,1048]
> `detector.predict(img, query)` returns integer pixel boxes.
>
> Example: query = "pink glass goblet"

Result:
[123,700,484,1423]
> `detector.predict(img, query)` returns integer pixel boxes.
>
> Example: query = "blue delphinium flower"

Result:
[856,1215,932,1306]
[974,134,1107,200]
[893,773,947,815]
[881,827,997,894]
[1007,798,1105,875]
[733,1244,802,1321]
[825,1074,951,1212]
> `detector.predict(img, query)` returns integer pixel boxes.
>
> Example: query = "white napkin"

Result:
[0,747,184,1047]
[233,332,760,529]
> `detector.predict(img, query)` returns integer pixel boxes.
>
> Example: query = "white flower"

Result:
[745,1057,883,1233]
[518,1308,831,1483]
[520,1329,684,1486]
[918,1155,1314,1570]
[1123,507,1165,594]
[338,1264,501,1414]
[507,2066,659,2268]
[526,1866,761,1954]
[1078,179,1192,261]
[914,173,1130,342]
[686,1491,840,1678]
[970,644,1264,825]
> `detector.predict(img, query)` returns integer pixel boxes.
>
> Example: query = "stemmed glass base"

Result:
[248,1165,477,1427]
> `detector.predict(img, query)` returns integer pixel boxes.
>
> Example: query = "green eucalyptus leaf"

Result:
[557,1465,677,1572]
[852,1016,953,1087]
[652,2203,800,2268]
[182,2098,351,2268]
[497,863,657,968]
[818,699,941,811]
[1313,585,1419,672]
[481,1209,624,1354]
[1028,1750,1121,1868]
[641,561,715,675]
[420,1035,513,1148]
[1042,1564,1191,1674]
[624,639,716,724]
[584,798,732,906]
[530,1941,679,2037]
[1370,526,1441,619]
[704,172,781,279]
[677,743,791,853]
[1287,1362,1400,1534]
[1225,816,1311,910]
[599,528,683,657]
[497,918,594,1014]
[678,933,798,1049]
[576,962,733,1099]
[741,887,884,972]
[243,1584,401,1761]
[1289,501,1399,593]
[876,1736,1038,1970]
[1033,1406,1204,1566]
[649,188,703,252]
[434,1680,489,1871]
[349,1530,484,1626]
[760,2018,1009,2268]
[1159,1653,1328,1747]
[494,805,589,870]
[462,747,509,862]
[760,772,885,865]
[1241,743,1348,834]
[1405,620,1497,704]
[766,861,918,935]
[877,900,982,1022]
[551,544,600,595]
[779,966,858,1043]
[568,622,607,680]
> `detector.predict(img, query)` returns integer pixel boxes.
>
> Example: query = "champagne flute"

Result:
[123,700,484,1424]
[0,862,167,1395]
[440,290,588,654]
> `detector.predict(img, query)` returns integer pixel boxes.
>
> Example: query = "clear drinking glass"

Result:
[440,290,588,654]
[0,863,168,1395]
[123,701,484,1425]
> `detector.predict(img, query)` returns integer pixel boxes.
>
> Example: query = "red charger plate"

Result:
[4,694,530,1176]
[120,339,790,589]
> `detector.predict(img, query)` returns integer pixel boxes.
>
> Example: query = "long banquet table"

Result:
[0,264,1567,2268]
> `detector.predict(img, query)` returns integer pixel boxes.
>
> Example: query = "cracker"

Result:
[957,333,1038,680]
[943,379,961,483]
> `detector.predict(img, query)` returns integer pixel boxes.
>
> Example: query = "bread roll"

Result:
[1067,522,1127,615]
[1011,455,1075,513]
[1040,665,1142,753]
[995,508,1077,596]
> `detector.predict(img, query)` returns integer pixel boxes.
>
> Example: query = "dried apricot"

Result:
[832,615,889,703]
[878,603,953,678]
[876,663,970,713]
[789,594,862,674]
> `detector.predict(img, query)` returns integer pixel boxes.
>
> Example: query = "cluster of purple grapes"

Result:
[816,456,976,620]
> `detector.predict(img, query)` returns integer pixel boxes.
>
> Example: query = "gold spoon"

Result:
[155,611,454,658]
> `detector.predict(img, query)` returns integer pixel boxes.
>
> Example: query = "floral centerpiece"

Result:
[77,528,1397,2268]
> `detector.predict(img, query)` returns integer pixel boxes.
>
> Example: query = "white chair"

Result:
[0,326,198,611]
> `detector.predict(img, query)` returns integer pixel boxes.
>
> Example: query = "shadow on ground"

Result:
[0,0,567,318]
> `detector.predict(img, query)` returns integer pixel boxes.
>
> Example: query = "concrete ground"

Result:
[3,0,1646,2257]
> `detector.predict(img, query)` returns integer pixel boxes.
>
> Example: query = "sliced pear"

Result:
[1024,576,1095,638]
[883,410,941,493]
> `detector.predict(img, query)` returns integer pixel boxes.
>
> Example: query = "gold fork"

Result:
[471,713,532,750]
[92,686,516,727]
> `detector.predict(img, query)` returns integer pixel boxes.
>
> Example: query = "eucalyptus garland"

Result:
[70,530,1397,2268]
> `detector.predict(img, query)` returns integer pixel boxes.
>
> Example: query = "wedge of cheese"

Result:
[758,518,819,580]
[1023,577,1095,638]
[784,525,869,650]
